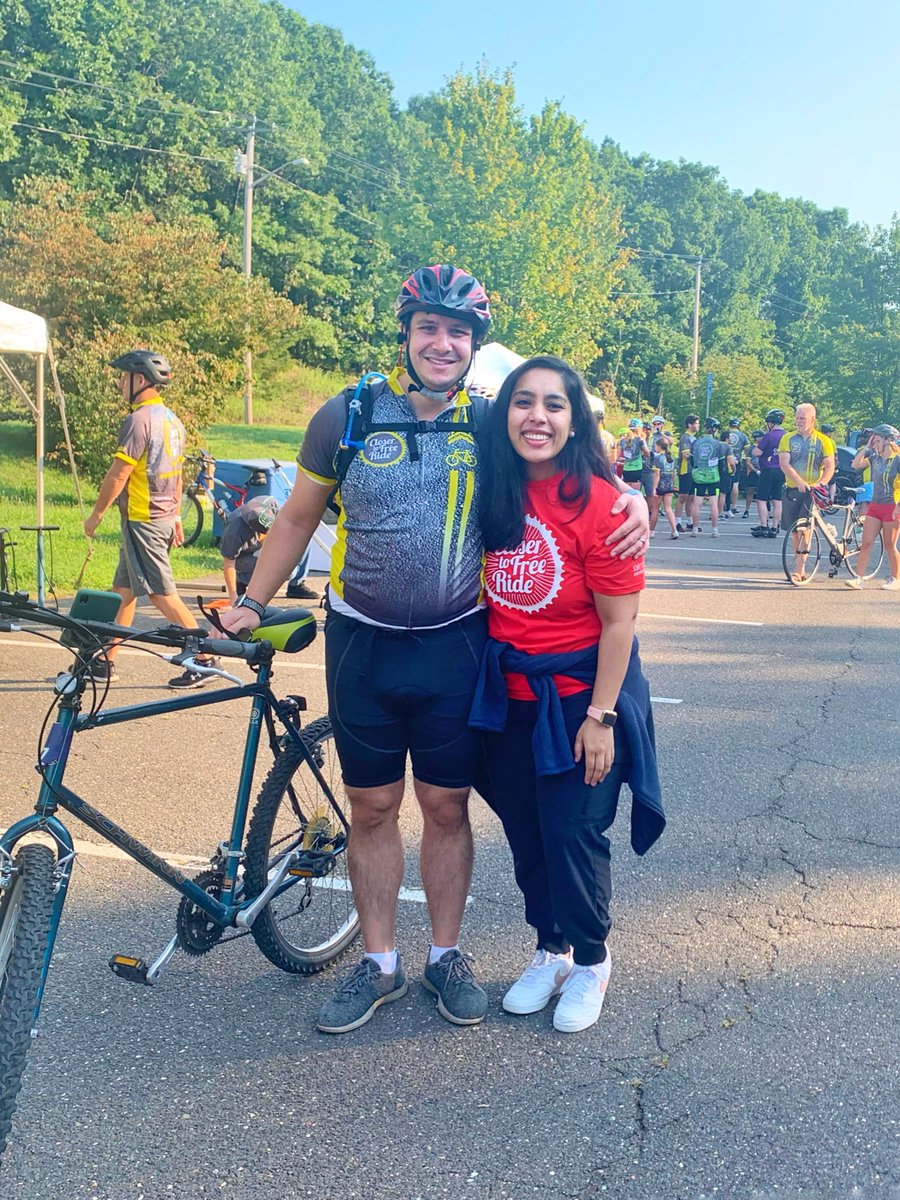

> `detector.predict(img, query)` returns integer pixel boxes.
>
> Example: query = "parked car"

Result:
[833,445,863,498]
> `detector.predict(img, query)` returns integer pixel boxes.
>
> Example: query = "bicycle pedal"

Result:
[108,954,153,985]
[288,851,335,879]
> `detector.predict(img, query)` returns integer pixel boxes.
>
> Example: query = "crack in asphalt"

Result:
[579,624,899,1193]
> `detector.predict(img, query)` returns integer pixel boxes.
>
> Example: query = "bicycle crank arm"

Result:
[109,935,178,986]
[234,849,301,930]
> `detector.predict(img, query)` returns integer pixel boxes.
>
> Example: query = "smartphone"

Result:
[60,589,123,651]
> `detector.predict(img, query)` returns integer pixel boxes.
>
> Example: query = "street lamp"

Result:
[238,117,309,425]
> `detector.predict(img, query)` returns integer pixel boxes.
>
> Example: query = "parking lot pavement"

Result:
[1,524,898,1199]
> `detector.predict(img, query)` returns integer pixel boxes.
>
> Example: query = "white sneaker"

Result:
[690,529,698,538]
[844,577,863,590]
[710,529,720,538]
[502,949,573,1014]
[881,578,900,590]
[552,952,611,1033]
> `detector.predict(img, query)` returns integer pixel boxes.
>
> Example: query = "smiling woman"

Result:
[470,353,663,1035]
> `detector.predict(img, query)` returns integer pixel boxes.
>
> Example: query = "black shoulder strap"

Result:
[327,382,375,515]
[327,385,489,514]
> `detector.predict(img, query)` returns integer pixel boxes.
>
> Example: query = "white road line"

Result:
[650,697,683,704]
[640,613,763,626]
[650,547,780,557]
[12,833,433,903]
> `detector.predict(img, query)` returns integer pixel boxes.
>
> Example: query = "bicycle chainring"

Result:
[176,870,226,955]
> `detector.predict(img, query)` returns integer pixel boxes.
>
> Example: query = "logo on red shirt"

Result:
[484,515,563,612]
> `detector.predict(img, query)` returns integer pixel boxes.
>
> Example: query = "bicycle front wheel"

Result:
[179,492,203,548]
[0,844,55,1158]
[244,718,359,974]
[782,518,821,585]
[844,517,884,580]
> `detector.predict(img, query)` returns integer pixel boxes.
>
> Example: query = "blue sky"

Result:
[288,0,898,227]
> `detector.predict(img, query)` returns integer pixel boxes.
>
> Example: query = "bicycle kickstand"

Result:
[109,934,178,986]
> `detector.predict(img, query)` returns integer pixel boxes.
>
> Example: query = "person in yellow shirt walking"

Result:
[83,349,213,687]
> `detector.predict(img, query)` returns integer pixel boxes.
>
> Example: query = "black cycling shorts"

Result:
[324,609,488,790]
[756,469,784,502]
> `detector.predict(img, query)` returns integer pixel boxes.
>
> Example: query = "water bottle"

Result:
[825,522,838,541]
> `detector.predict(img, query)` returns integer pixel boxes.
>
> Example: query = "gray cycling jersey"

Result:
[865,450,900,505]
[300,379,484,628]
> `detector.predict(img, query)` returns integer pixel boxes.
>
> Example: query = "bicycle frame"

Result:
[807,500,857,554]
[0,657,339,1021]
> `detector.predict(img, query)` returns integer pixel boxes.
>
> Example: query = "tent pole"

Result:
[36,353,45,606]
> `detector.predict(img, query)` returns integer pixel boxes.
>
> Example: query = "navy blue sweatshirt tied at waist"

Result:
[468,636,664,856]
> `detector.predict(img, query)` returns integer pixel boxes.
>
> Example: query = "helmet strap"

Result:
[128,372,154,406]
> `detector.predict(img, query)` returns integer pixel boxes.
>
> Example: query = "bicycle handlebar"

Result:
[0,590,270,664]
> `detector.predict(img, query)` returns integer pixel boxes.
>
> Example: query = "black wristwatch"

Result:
[235,594,266,619]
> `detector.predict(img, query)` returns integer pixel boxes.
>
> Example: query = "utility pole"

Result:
[242,115,256,426]
[691,256,702,382]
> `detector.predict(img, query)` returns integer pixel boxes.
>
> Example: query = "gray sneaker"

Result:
[316,956,408,1034]
[422,949,488,1026]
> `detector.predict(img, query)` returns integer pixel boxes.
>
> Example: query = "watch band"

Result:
[586,705,617,727]
[235,594,266,619]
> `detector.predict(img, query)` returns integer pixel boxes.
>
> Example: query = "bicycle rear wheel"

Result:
[782,518,821,585]
[243,718,359,974]
[179,492,203,548]
[0,844,55,1158]
[844,516,884,579]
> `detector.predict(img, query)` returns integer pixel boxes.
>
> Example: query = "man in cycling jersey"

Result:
[215,265,650,1034]
[779,404,835,582]
[82,350,215,689]
[675,414,700,532]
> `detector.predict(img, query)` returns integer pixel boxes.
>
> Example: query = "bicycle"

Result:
[0,589,358,1159]
[179,453,295,547]
[781,486,884,586]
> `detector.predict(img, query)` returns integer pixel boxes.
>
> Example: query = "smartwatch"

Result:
[235,594,266,619]
[586,705,618,727]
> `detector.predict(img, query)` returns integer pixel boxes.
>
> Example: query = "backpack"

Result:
[327,373,489,514]
[691,435,721,484]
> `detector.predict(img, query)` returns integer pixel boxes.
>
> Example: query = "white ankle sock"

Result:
[428,944,458,964]
[365,950,398,975]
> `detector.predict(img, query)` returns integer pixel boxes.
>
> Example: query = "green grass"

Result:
[0,363,345,595]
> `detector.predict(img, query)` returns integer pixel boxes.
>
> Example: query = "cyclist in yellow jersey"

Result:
[778,403,835,582]
[214,265,651,1036]
[83,350,213,687]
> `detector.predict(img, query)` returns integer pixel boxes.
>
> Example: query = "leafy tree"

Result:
[0,179,298,476]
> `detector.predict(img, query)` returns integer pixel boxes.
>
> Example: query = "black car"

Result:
[833,445,862,496]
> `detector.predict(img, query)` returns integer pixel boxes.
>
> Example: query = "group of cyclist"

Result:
[606,403,900,588]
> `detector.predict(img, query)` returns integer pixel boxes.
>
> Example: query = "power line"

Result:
[610,289,695,296]
[12,120,234,167]
[623,246,701,262]
[0,57,247,126]
[0,71,245,135]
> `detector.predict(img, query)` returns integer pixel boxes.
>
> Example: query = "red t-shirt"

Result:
[484,474,645,700]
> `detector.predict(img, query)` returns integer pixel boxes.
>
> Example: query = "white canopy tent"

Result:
[0,302,51,601]
[469,341,604,415]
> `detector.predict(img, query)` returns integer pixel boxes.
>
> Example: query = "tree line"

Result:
[1,0,897,473]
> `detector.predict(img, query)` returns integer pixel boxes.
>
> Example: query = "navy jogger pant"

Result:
[476,691,630,967]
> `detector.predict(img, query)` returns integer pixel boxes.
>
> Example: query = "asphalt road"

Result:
[0,517,898,1200]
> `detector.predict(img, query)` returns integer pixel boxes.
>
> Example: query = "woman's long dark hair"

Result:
[479,354,616,551]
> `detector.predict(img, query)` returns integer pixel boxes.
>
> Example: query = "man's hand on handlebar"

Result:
[212,604,261,639]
